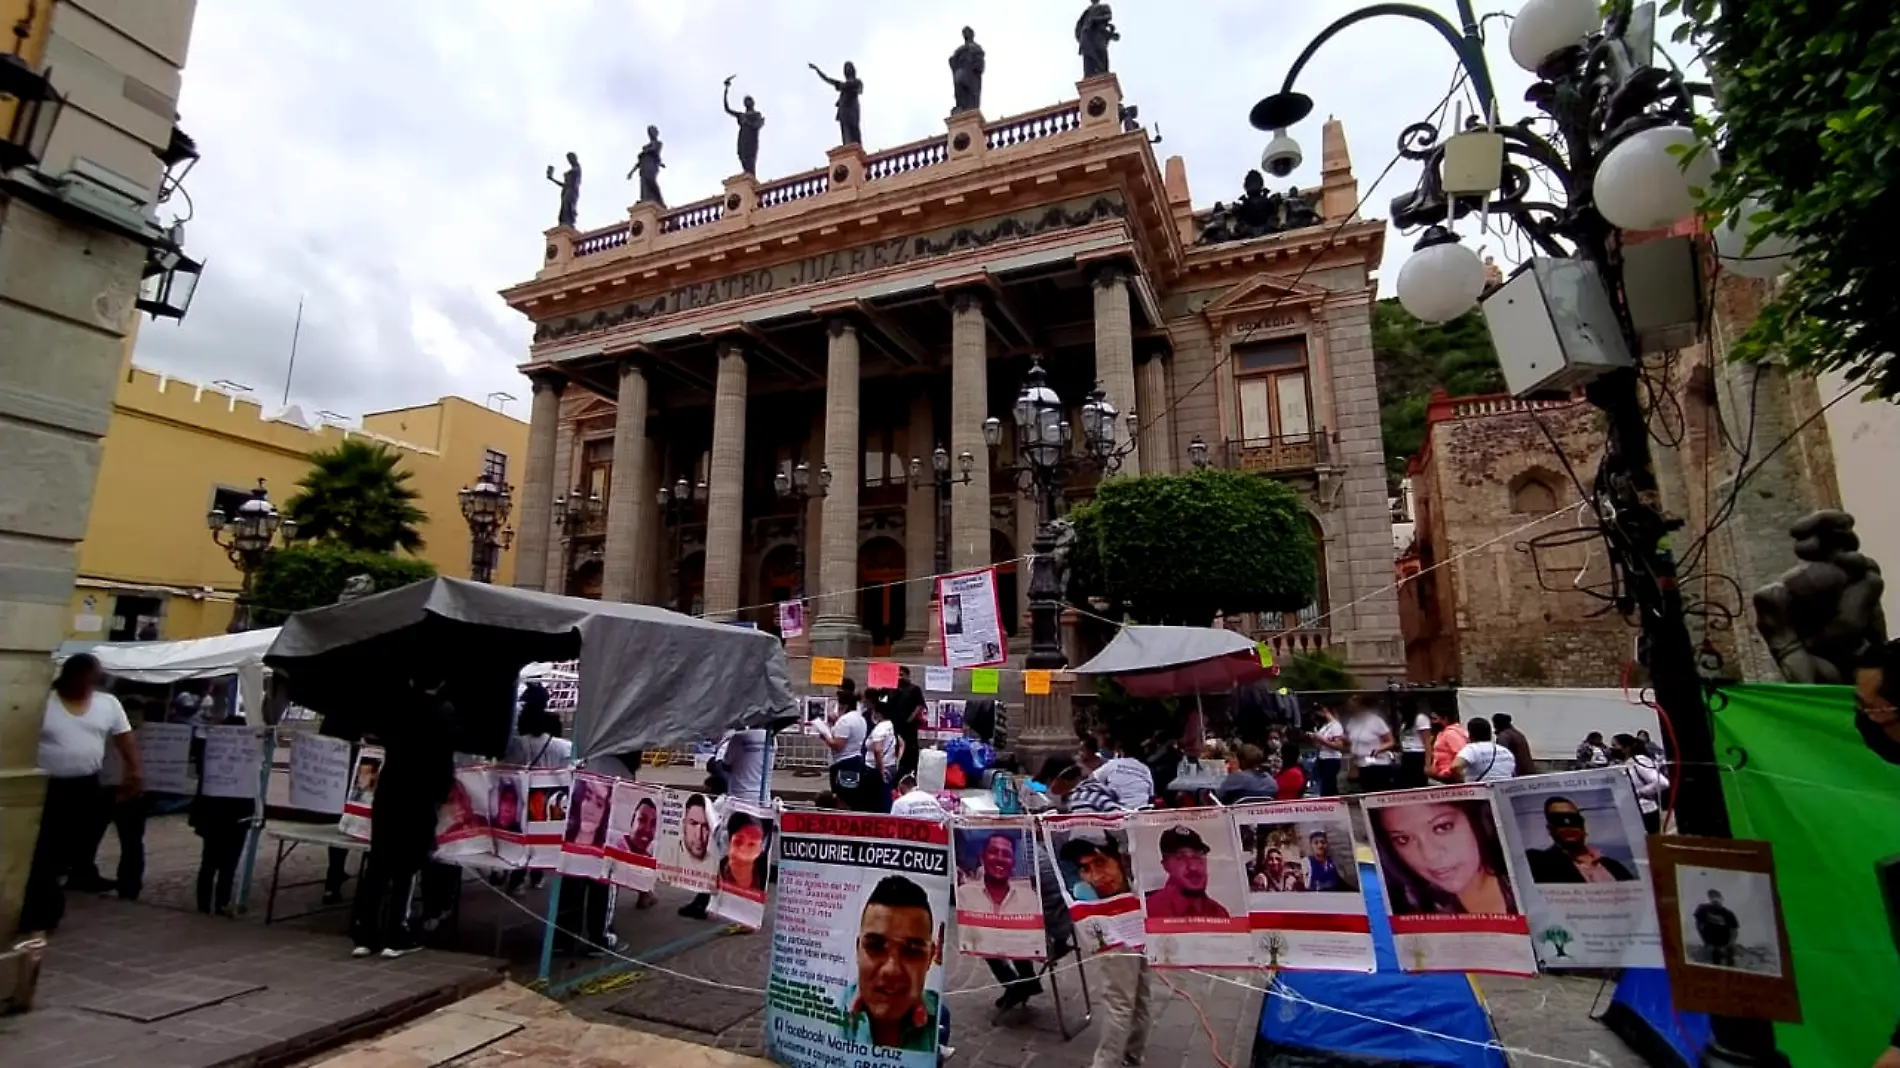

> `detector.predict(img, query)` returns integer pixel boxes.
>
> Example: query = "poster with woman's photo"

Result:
[560,771,615,879]
[1651,836,1800,1022]
[487,766,530,867]
[1231,799,1375,972]
[765,811,950,1068]
[936,568,1006,669]
[1363,784,1536,975]
[712,798,775,929]
[338,745,384,840]
[522,766,572,869]
[436,765,495,860]
[1040,812,1144,952]
[951,816,1045,960]
[1128,808,1252,968]
[605,780,664,892]
[660,789,721,895]
[1494,769,1662,969]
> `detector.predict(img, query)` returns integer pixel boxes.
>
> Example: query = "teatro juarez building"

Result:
[500,58,1404,687]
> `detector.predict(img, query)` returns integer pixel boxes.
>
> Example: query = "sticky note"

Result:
[970,668,1000,694]
[867,661,899,689]
[1024,670,1051,695]
[810,657,844,687]
[1257,642,1275,668]
[924,666,954,692]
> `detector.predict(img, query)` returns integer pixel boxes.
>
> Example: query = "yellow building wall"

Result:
[68,367,528,642]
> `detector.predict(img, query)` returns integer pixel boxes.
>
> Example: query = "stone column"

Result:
[813,319,865,657]
[544,408,576,592]
[1091,264,1140,476]
[703,342,749,619]
[601,358,651,602]
[949,291,992,570]
[904,390,936,644]
[1137,345,1174,475]
[804,406,826,600]
[637,434,663,603]
[513,372,566,592]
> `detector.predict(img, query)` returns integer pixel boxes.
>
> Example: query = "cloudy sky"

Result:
[135,0,1603,424]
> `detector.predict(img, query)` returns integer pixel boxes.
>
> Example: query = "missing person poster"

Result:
[489,766,530,867]
[765,811,950,1068]
[202,725,265,800]
[952,816,1045,960]
[137,722,195,796]
[288,733,352,814]
[936,568,1006,669]
[1651,836,1800,1022]
[1494,769,1663,970]
[661,789,721,895]
[1128,808,1252,967]
[437,765,496,860]
[713,798,775,929]
[339,745,384,840]
[1041,812,1144,952]
[1363,784,1536,975]
[524,767,572,869]
[559,771,613,878]
[1231,799,1374,972]
[604,780,663,892]
[924,700,965,744]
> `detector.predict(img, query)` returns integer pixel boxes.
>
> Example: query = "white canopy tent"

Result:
[1456,687,1662,760]
[70,628,279,724]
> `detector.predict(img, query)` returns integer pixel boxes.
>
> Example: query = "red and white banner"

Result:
[1128,807,1252,968]
[1041,812,1144,951]
[952,816,1046,960]
[524,767,572,869]
[603,780,663,892]
[661,788,721,895]
[1363,784,1536,975]
[711,798,775,930]
[1231,798,1375,972]
[559,771,615,880]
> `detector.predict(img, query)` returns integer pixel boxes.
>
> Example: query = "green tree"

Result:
[284,440,429,553]
[1374,299,1504,481]
[1278,650,1356,693]
[1065,469,1315,625]
[1668,1,1900,398]
[248,543,436,627]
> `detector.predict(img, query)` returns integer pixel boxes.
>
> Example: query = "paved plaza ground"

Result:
[6,812,1651,1067]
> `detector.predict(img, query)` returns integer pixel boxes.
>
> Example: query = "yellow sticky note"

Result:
[810,657,845,687]
[970,668,1000,694]
[1257,642,1275,668]
[1024,670,1052,695]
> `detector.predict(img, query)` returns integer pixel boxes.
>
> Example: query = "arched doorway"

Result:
[991,529,1019,637]
[567,558,603,600]
[858,537,907,655]
[759,544,800,633]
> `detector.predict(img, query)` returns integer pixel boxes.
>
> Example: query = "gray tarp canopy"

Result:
[1071,624,1272,697]
[264,577,795,760]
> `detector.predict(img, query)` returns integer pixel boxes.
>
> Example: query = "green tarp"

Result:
[1716,683,1900,1066]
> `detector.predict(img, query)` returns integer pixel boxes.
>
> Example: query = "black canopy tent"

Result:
[264,577,798,759]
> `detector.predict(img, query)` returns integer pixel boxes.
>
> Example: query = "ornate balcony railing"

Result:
[1260,625,1331,661]
[757,167,830,210]
[1218,429,1330,475]
[573,223,630,259]
[660,196,725,234]
[865,135,950,182]
[985,102,1083,150]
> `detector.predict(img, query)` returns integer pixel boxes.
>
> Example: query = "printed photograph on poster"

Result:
[437,766,495,859]
[1650,835,1800,1023]
[1232,800,1375,972]
[489,768,530,866]
[924,699,965,743]
[936,569,1006,669]
[1494,769,1662,970]
[1128,809,1252,968]
[1363,785,1536,975]
[137,722,195,796]
[661,789,720,895]
[779,600,806,639]
[1042,813,1144,951]
[559,771,613,878]
[523,767,572,869]
[712,799,774,929]
[339,745,383,840]
[604,780,663,892]
[287,733,351,814]
[952,818,1046,960]
[1677,865,1781,975]
[765,811,950,1068]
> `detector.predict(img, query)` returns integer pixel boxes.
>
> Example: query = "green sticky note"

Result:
[1256,642,1275,668]
[970,668,1000,694]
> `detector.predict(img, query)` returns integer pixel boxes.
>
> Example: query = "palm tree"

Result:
[284,440,428,554]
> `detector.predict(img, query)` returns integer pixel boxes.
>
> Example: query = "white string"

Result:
[696,554,1035,626]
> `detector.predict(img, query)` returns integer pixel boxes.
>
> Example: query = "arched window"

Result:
[1509,472,1560,515]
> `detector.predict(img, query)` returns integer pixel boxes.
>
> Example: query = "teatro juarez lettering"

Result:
[533,196,1128,344]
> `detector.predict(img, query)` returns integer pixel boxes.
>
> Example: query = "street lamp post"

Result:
[773,460,831,599]
[657,478,705,613]
[908,445,976,580]
[989,358,1136,670]
[457,475,515,583]
[1256,3,1780,1063]
[206,478,296,632]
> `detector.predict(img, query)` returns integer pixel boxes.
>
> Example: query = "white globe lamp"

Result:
[1509,0,1601,71]
[1715,197,1799,279]
[1397,229,1486,324]
[1595,125,1719,231]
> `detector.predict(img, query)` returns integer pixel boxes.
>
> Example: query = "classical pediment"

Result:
[1198,272,1332,324]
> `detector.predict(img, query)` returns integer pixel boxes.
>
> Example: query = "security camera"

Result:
[1261,129,1303,179]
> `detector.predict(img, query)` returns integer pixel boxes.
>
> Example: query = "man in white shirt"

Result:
[1093,744,1155,810]
[23,653,142,931]
[716,727,769,804]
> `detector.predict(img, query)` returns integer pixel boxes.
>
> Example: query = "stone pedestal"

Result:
[1076,73,1123,134]
[826,144,869,194]
[627,201,662,253]
[722,173,758,220]
[946,109,987,163]
[541,224,578,276]
[1014,673,1079,768]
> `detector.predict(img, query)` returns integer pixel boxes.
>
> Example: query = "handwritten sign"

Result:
[810,657,844,687]
[1024,670,1052,696]
[202,725,264,800]
[136,722,194,795]
[288,734,352,814]
[924,666,954,693]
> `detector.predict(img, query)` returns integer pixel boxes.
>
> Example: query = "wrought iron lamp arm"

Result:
[1271,2,1496,123]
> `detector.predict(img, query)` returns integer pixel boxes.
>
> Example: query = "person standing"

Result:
[1397,699,1432,788]
[1612,733,1668,834]
[189,708,253,916]
[1577,731,1611,767]
[350,673,455,959]
[865,701,901,813]
[1692,888,1740,967]
[20,654,143,932]
[1309,704,1347,797]
[1450,718,1517,783]
[890,667,927,780]
[1427,708,1468,783]
[1492,713,1537,777]
[1345,698,1399,793]
[819,682,872,810]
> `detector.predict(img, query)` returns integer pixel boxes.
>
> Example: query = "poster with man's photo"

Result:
[560,771,616,880]
[436,765,496,860]
[604,779,664,892]
[1040,812,1144,952]
[660,789,721,895]
[712,798,775,929]
[951,816,1046,960]
[1494,769,1663,969]
[1363,784,1536,975]
[488,766,530,867]
[523,766,572,869]
[338,745,384,840]
[936,568,1006,669]
[1231,799,1375,972]
[1651,835,1800,1022]
[765,811,950,1068]
[925,700,965,744]
[1128,808,1252,968]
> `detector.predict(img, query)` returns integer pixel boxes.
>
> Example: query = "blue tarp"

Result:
[1600,968,1710,1068]
[1258,863,1507,1067]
